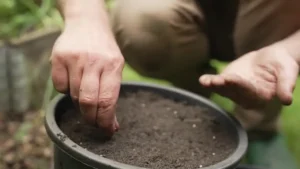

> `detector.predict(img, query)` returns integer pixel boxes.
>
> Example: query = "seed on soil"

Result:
[192,124,196,128]
[199,165,203,168]
[213,136,216,140]
[141,103,146,107]
[173,110,178,115]
[212,153,216,156]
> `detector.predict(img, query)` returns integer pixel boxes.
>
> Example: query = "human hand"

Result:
[50,21,124,136]
[199,46,299,108]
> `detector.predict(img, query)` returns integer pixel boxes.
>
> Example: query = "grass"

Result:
[121,61,300,167]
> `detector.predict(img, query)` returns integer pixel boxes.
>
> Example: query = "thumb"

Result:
[276,60,299,105]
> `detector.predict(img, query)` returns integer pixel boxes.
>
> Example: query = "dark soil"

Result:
[59,91,237,169]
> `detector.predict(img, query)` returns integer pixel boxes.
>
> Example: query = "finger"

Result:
[211,75,225,86]
[50,55,69,93]
[68,59,84,102]
[96,68,122,135]
[79,63,100,126]
[276,61,299,105]
[199,74,213,87]
[114,115,119,132]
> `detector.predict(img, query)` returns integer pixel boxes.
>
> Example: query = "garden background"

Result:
[0,0,300,168]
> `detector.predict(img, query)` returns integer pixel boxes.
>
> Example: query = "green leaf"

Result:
[0,0,16,17]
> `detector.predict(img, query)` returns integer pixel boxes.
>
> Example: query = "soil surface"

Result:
[60,91,237,169]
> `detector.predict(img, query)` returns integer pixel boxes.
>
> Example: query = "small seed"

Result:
[192,124,196,128]
[153,126,159,130]
[212,153,215,156]
[213,136,216,140]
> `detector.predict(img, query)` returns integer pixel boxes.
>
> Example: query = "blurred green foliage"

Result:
[0,0,62,39]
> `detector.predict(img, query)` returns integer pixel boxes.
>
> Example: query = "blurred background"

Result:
[1,0,300,169]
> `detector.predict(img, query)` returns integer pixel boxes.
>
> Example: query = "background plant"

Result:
[0,0,63,40]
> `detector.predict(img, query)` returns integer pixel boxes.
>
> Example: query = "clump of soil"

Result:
[59,91,237,169]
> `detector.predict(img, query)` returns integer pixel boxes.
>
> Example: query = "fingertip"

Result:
[114,116,120,132]
[95,112,117,136]
[199,75,212,86]
[277,89,293,105]
[282,94,293,105]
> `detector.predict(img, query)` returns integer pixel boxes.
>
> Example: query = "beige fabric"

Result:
[110,0,300,131]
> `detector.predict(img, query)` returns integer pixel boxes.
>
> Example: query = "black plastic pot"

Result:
[236,165,267,169]
[45,82,248,169]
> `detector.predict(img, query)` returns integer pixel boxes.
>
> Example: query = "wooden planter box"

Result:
[0,27,61,112]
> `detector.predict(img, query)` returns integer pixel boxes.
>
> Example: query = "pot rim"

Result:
[45,81,248,169]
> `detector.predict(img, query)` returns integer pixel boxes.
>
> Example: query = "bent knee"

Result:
[111,0,207,78]
[110,0,178,77]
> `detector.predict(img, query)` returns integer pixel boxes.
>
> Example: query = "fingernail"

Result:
[114,121,119,132]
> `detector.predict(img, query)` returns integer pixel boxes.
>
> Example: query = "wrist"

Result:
[60,0,107,26]
[272,30,300,65]
[61,0,113,37]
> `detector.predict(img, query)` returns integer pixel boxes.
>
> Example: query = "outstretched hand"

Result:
[199,46,299,108]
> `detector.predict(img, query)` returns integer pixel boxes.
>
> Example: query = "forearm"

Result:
[273,29,300,65]
[57,0,113,36]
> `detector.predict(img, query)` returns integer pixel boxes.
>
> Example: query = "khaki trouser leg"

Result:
[110,0,215,97]
[234,0,300,132]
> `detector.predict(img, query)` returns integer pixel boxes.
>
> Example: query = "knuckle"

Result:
[53,49,82,62]
[53,85,67,93]
[79,97,97,107]
[86,53,101,67]
[51,76,67,93]
[264,90,275,101]
[71,94,79,101]
[69,52,80,61]
[290,59,299,71]
[105,55,125,71]
[98,97,115,110]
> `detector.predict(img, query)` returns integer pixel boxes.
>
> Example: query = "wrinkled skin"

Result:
[50,22,124,136]
[200,45,299,109]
